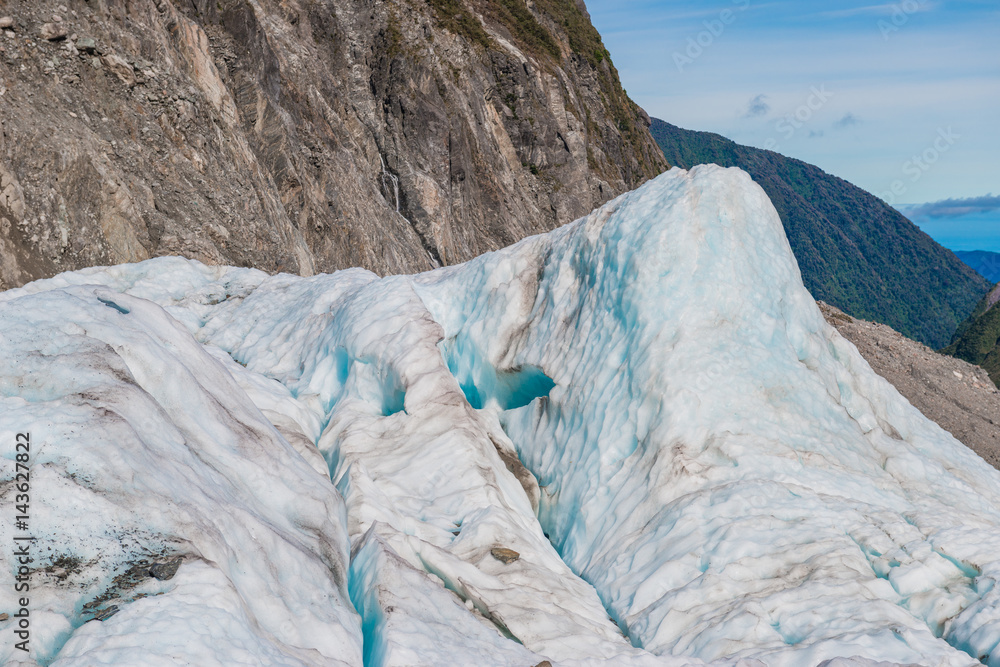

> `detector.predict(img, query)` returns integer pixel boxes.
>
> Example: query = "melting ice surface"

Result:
[2,165,1000,666]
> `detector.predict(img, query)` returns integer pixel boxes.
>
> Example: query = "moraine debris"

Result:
[76,36,96,53]
[39,22,68,41]
[149,557,181,581]
[91,605,120,622]
[490,547,520,564]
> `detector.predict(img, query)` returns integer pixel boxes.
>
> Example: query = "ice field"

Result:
[2,165,999,666]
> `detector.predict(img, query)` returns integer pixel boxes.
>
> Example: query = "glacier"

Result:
[2,165,1000,666]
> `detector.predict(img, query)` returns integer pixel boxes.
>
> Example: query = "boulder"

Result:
[101,53,136,86]
[76,36,96,53]
[490,547,520,564]
[40,22,68,41]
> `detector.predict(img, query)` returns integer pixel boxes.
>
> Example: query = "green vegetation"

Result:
[943,287,1000,386]
[471,0,601,65]
[422,0,665,185]
[489,0,561,60]
[386,10,405,58]
[426,0,493,50]
[531,0,661,179]
[650,118,990,348]
[532,0,606,66]
[424,0,566,63]
[456,0,665,183]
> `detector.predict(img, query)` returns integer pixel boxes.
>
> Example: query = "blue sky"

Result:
[584,0,1000,251]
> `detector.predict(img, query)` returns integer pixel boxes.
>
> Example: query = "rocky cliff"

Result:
[0,0,666,287]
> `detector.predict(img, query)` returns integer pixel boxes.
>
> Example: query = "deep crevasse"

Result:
[1,165,999,666]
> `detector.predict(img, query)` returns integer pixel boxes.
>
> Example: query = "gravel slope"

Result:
[820,301,1000,470]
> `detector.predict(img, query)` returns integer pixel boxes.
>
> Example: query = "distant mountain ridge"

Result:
[955,250,1000,283]
[649,118,989,349]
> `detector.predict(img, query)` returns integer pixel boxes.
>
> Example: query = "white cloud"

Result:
[899,194,1000,219]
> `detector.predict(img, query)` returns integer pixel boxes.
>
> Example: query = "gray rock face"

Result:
[0,0,666,288]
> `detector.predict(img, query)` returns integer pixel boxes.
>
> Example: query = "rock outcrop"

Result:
[0,0,666,287]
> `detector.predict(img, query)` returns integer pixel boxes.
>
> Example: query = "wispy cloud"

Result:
[817,2,936,19]
[900,194,1000,219]
[834,112,862,128]
[819,4,896,19]
[743,94,771,118]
